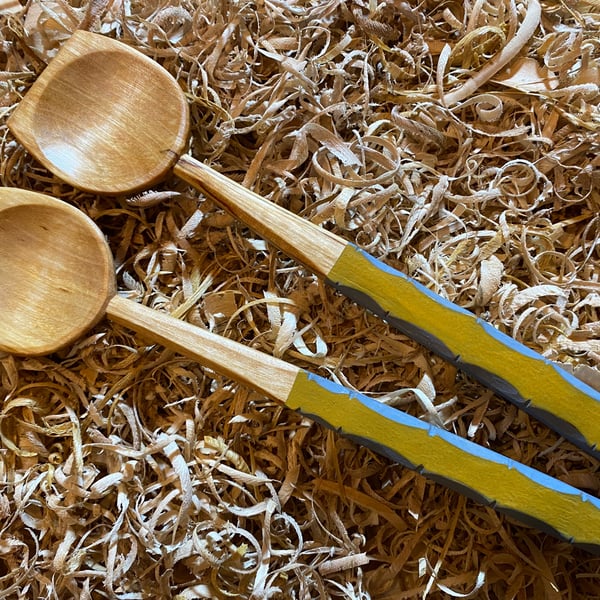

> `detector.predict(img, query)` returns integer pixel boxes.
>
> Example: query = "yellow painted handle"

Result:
[288,370,600,553]
[326,244,600,459]
[107,295,600,552]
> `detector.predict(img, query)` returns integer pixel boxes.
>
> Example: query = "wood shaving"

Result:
[1,0,600,598]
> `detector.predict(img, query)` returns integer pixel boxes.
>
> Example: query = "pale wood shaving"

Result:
[1,0,600,598]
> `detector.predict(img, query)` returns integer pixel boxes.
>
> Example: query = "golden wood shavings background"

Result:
[0,0,599,597]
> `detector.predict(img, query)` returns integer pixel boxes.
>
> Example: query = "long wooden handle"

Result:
[173,155,346,276]
[107,294,299,403]
[106,294,600,552]
[173,154,600,460]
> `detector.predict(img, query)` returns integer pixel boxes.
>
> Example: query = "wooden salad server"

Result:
[7,30,600,460]
[1,187,600,551]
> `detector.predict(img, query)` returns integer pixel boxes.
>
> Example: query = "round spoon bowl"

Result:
[8,32,189,194]
[0,189,115,355]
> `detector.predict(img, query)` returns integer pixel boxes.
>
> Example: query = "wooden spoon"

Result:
[2,186,600,552]
[7,31,600,460]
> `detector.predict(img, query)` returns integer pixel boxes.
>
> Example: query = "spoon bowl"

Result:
[0,189,114,355]
[9,34,189,194]
[0,187,299,398]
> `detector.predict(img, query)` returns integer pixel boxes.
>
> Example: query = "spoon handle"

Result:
[106,293,600,551]
[173,155,600,460]
[173,155,347,275]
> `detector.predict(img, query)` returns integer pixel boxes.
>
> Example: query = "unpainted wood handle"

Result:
[106,295,600,552]
[173,155,346,276]
[107,295,299,403]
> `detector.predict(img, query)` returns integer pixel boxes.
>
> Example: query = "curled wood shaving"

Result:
[1,0,600,597]
[442,0,542,105]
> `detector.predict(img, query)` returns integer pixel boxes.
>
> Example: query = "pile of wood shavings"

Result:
[0,0,599,597]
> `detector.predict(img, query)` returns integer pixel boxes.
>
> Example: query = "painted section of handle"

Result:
[287,370,600,553]
[326,244,600,459]
[107,295,600,549]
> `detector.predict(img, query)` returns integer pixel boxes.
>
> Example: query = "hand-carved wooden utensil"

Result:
[7,31,600,460]
[1,187,600,551]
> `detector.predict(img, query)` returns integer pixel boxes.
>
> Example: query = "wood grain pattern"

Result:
[106,294,299,405]
[0,189,115,355]
[7,31,189,194]
[173,155,346,276]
